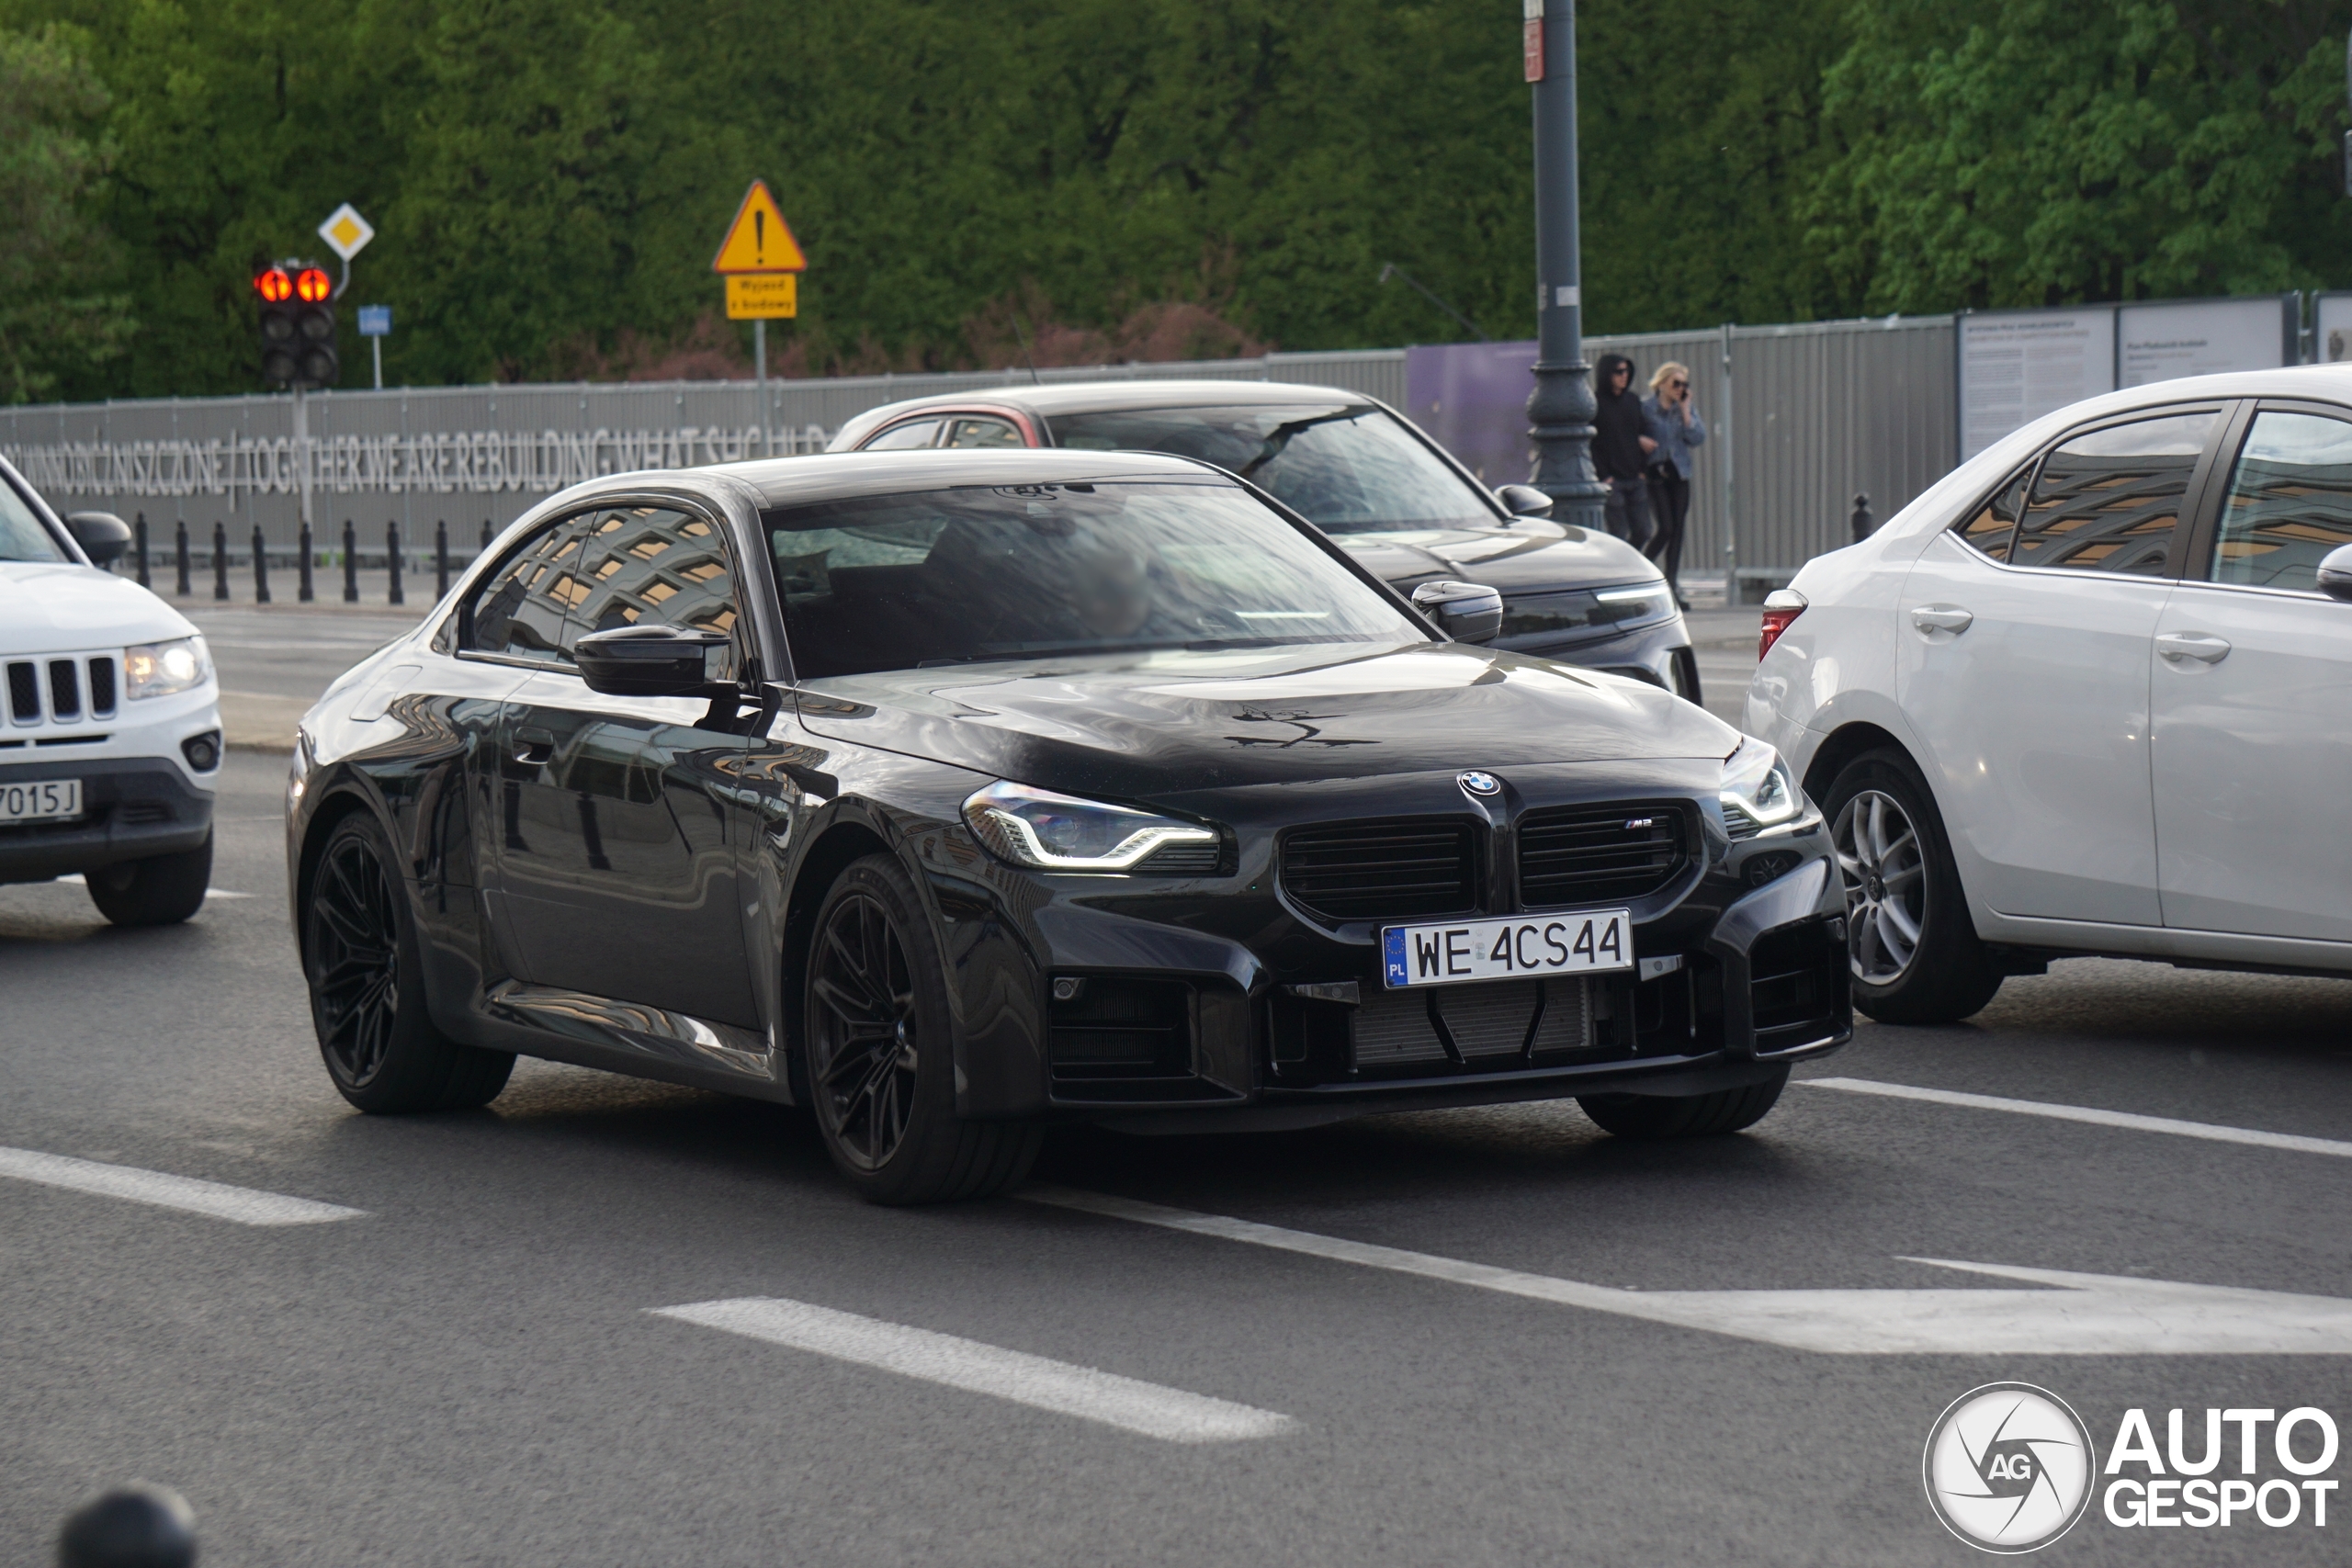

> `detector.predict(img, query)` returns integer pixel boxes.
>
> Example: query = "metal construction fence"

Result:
[2,322,1958,597]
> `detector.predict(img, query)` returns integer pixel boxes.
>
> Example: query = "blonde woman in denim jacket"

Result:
[1640,361,1706,608]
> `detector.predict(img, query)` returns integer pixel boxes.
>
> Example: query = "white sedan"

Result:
[1745,367,2352,1021]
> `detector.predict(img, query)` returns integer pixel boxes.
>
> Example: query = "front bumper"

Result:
[0,755,217,882]
[924,773,1849,1126]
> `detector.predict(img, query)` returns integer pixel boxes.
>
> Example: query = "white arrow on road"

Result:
[1028,1188,2352,1355]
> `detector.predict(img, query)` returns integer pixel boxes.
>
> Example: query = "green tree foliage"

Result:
[0,22,133,401]
[1811,1,2352,310]
[1,0,2346,402]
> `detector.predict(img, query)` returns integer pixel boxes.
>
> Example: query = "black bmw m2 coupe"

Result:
[287,449,1847,1202]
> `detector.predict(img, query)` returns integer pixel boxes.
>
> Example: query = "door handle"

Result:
[513,727,555,765]
[2155,632,2232,664]
[1910,605,1973,634]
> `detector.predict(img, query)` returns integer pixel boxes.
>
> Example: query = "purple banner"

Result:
[1402,341,1539,486]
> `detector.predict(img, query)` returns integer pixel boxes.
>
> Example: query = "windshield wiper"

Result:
[1234,408,1371,484]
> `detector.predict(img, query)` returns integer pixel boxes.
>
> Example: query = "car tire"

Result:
[302,812,514,1113]
[1822,748,2003,1025]
[85,834,213,927]
[805,854,1042,1205]
[1578,1068,1788,1137]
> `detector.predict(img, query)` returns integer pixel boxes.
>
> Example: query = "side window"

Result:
[465,514,594,661]
[2207,411,2352,593]
[2011,411,2217,575]
[566,506,743,681]
[860,419,941,451]
[1951,468,2030,561]
[941,416,1024,449]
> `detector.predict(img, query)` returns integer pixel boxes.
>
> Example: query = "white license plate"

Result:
[1382,909,1633,989]
[0,778,82,824]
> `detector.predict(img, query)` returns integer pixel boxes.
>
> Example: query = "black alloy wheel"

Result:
[809,887,921,1171]
[804,855,1041,1204]
[302,812,514,1112]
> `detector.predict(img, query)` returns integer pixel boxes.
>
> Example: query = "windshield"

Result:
[0,476,69,563]
[1048,404,1497,534]
[767,481,1422,679]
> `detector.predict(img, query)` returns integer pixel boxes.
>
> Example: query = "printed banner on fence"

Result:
[0,425,835,500]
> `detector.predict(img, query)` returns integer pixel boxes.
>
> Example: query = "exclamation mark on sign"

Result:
[754,210,764,265]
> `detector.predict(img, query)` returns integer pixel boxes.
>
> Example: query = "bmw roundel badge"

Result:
[1456,771,1502,798]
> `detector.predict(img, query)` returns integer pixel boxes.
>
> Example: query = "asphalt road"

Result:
[6,751,2352,1564]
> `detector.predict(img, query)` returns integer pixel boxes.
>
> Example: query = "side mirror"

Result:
[65,512,131,567]
[575,624,734,698]
[2319,543,2352,603]
[1411,579,1504,645]
[1494,484,1555,521]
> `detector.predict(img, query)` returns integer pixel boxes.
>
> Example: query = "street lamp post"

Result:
[1523,1,1605,531]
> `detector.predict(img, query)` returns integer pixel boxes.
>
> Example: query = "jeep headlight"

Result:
[962,780,1216,872]
[124,635,211,700]
[1719,737,1805,837]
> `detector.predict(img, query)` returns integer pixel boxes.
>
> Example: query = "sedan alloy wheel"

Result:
[1834,788,1926,985]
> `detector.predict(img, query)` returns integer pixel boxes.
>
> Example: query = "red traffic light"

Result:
[254,266,293,302]
[294,266,334,303]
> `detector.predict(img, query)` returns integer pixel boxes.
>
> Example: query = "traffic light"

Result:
[293,266,338,386]
[254,265,299,385]
[252,262,339,387]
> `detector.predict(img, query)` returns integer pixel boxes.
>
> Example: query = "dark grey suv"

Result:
[829,381,1701,699]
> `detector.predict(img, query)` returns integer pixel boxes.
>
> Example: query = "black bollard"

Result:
[480,517,493,556]
[56,1483,197,1568]
[174,522,190,596]
[342,520,358,604]
[252,524,271,604]
[298,521,315,602]
[386,520,404,606]
[133,513,150,587]
[1849,492,1874,545]
[435,520,450,597]
[211,522,229,601]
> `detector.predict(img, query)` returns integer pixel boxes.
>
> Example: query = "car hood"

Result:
[0,562,194,656]
[1333,522,1657,594]
[795,640,1736,799]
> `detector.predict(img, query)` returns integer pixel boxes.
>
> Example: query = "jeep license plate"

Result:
[0,778,81,824]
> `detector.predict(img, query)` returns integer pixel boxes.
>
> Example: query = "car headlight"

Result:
[962,780,1216,872]
[1719,737,1806,837]
[124,636,211,700]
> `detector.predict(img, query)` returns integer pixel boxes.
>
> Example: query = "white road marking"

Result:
[1025,1187,2352,1355]
[1801,1076,2352,1159]
[0,1145,365,1226]
[652,1296,1296,1442]
[46,874,247,899]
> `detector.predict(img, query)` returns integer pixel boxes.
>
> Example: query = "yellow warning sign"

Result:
[711,180,808,274]
[726,274,797,320]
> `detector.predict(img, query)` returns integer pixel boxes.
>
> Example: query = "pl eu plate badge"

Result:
[1383,928,1410,987]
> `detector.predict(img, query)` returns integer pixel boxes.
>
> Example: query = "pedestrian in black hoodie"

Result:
[1590,353,1654,551]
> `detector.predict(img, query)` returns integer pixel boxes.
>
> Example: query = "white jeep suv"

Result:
[1746,367,2352,1022]
[0,454,222,924]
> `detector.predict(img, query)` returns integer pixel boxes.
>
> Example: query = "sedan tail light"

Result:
[1758,589,1807,660]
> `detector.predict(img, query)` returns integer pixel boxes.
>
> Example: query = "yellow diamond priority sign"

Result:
[712,181,808,274]
[726,274,797,321]
[318,203,374,262]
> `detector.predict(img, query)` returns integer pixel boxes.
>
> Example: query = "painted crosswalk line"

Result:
[652,1295,1296,1442]
[0,1145,365,1225]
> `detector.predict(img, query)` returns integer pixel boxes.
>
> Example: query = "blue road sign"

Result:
[357,305,392,337]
